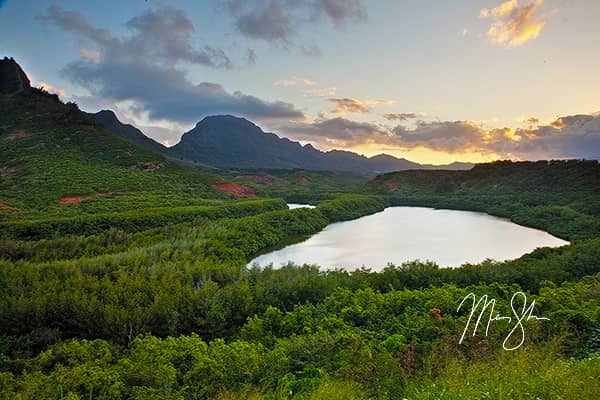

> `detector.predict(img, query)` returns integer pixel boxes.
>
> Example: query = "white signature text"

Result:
[457,291,549,351]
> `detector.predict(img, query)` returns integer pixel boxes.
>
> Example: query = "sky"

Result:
[1,0,599,164]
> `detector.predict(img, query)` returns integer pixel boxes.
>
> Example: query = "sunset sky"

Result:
[1,0,599,164]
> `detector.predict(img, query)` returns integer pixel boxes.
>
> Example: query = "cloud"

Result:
[383,112,418,121]
[392,115,600,159]
[40,4,232,68]
[79,48,101,63]
[326,97,393,115]
[274,76,316,87]
[327,98,371,115]
[38,81,67,99]
[366,98,394,106]
[39,5,304,124]
[392,121,489,153]
[280,117,389,147]
[223,0,367,47]
[510,115,600,159]
[480,0,549,47]
[520,116,540,125]
[279,114,600,160]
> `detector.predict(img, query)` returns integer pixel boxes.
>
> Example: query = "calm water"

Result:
[249,206,569,270]
[287,203,316,209]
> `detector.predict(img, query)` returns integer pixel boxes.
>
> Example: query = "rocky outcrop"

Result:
[0,57,31,95]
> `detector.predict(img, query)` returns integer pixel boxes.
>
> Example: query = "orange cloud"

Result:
[366,98,394,106]
[38,81,67,98]
[327,98,371,115]
[480,0,549,47]
[278,113,600,162]
[327,97,393,115]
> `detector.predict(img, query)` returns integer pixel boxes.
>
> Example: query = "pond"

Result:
[287,203,316,209]
[249,206,569,271]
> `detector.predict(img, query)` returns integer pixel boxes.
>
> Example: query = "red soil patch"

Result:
[60,195,89,204]
[1,164,23,180]
[382,179,398,192]
[213,182,256,198]
[5,129,29,140]
[235,174,275,186]
[295,176,310,185]
[0,201,13,211]
[368,177,398,192]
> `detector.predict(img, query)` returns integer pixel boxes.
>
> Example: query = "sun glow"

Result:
[346,144,499,165]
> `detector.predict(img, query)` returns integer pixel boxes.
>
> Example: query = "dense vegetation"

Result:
[0,90,230,220]
[1,91,599,398]
[368,160,600,241]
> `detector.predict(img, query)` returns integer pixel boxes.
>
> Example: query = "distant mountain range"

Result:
[1,57,471,178]
[94,112,473,175]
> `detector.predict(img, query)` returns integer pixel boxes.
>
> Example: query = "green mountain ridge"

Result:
[92,110,169,155]
[0,88,225,219]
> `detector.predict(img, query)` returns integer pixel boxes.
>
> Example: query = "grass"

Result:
[406,343,600,400]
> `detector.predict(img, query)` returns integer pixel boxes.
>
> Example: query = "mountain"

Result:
[169,115,473,174]
[170,115,324,170]
[6,59,468,175]
[0,57,31,95]
[93,110,168,155]
[0,60,223,217]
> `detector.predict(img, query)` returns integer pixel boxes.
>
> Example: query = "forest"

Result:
[1,90,599,399]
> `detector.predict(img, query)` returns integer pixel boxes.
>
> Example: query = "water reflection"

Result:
[250,206,569,270]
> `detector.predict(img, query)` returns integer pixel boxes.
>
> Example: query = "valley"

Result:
[0,59,599,399]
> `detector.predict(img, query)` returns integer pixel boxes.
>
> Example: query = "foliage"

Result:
[2,93,600,398]
[367,160,600,241]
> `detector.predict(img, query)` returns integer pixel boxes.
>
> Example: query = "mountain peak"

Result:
[97,109,118,118]
[370,153,400,161]
[196,115,256,128]
[169,115,474,173]
[93,109,168,154]
[0,57,32,95]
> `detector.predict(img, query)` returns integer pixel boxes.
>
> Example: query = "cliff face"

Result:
[0,57,31,95]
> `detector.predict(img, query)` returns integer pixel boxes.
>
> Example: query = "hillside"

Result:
[0,60,371,222]
[168,115,473,174]
[368,160,600,211]
[0,87,228,220]
[93,110,168,155]
[367,159,600,240]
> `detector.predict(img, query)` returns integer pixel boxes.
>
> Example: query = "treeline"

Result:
[0,199,287,240]
[1,197,599,363]
[385,196,600,242]
[367,160,600,241]
[0,196,388,262]
[1,275,598,399]
[317,195,388,221]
